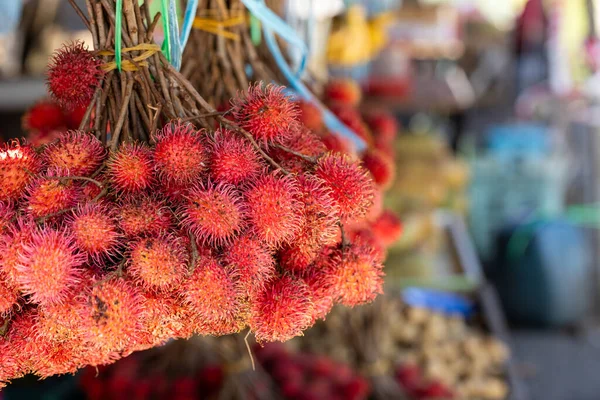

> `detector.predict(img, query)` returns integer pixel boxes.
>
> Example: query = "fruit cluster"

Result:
[0,80,393,387]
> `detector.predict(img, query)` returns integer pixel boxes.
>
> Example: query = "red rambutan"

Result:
[82,278,143,353]
[68,203,121,260]
[0,140,43,202]
[153,122,207,185]
[43,130,106,176]
[117,195,173,237]
[347,227,387,261]
[0,218,35,285]
[361,149,395,189]
[1,311,38,380]
[127,234,189,290]
[249,274,313,343]
[302,260,337,323]
[107,143,154,193]
[180,181,246,246]
[36,297,88,343]
[295,174,340,246]
[245,172,302,246]
[0,274,18,316]
[314,153,375,222]
[370,209,403,246]
[231,84,299,146]
[0,201,15,232]
[64,104,89,129]
[272,124,327,173]
[26,129,65,147]
[183,255,241,335]
[320,130,355,155]
[25,171,80,218]
[366,188,384,222]
[47,41,104,109]
[22,99,66,133]
[279,243,322,273]
[328,242,384,306]
[137,291,191,347]
[330,104,373,145]
[222,234,275,293]
[15,227,84,305]
[297,100,324,132]
[324,79,362,107]
[363,111,398,144]
[208,129,264,185]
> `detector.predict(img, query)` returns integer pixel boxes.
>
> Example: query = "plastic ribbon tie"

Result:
[192,14,246,41]
[180,0,199,50]
[115,0,123,71]
[99,43,161,72]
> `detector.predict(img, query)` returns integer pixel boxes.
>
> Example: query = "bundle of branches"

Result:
[182,0,285,106]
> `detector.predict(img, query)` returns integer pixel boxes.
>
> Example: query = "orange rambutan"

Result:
[152,122,207,185]
[47,41,104,109]
[314,153,375,222]
[324,79,362,107]
[245,172,302,246]
[361,149,395,189]
[22,99,66,133]
[231,84,299,146]
[15,226,84,305]
[222,234,275,293]
[183,255,241,335]
[208,129,264,185]
[127,234,189,290]
[370,209,403,246]
[249,274,313,343]
[43,130,106,176]
[117,195,173,237]
[25,171,80,218]
[0,140,43,202]
[137,291,191,348]
[82,278,143,353]
[68,203,121,260]
[297,100,324,132]
[180,181,246,246]
[328,242,384,307]
[36,296,88,343]
[107,143,155,193]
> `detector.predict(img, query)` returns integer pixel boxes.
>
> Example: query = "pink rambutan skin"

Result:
[222,234,275,294]
[249,274,314,343]
[68,203,121,260]
[272,124,327,173]
[0,218,35,286]
[43,131,106,176]
[117,195,173,237]
[0,140,43,202]
[244,172,303,246]
[25,172,80,219]
[47,41,104,109]
[127,234,189,290]
[231,84,299,146]
[152,122,207,185]
[314,152,375,222]
[15,227,85,305]
[208,129,264,185]
[107,143,155,193]
[180,181,246,246]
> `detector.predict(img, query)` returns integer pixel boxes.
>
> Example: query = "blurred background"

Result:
[2,0,600,399]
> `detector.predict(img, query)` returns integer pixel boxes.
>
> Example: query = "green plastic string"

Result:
[115,0,123,71]
[250,13,261,45]
[161,0,172,64]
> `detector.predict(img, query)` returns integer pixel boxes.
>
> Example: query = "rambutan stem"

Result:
[0,317,8,337]
[188,232,199,273]
[79,88,102,131]
[45,175,104,189]
[243,329,256,371]
[273,144,317,164]
[110,77,135,150]
[68,0,92,31]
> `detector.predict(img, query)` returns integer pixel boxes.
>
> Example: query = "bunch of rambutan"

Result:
[0,80,394,387]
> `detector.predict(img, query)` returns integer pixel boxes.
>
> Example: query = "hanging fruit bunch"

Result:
[0,0,385,388]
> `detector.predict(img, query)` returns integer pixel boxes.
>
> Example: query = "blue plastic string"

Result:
[179,0,198,55]
[167,0,182,70]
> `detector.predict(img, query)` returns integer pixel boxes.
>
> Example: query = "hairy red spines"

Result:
[43,131,106,176]
[107,143,154,193]
[180,181,246,246]
[153,122,207,185]
[25,171,80,218]
[117,195,173,237]
[22,99,66,134]
[297,100,324,131]
[0,274,18,316]
[0,201,15,232]
[245,172,302,246]
[232,84,299,145]
[370,210,403,246]
[361,149,395,190]
[324,79,362,107]
[222,235,275,293]
[0,218,35,285]
[208,129,263,185]
[68,203,121,260]
[47,41,104,109]
[0,140,43,202]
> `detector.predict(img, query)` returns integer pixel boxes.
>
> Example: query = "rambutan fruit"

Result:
[22,99,66,133]
[207,129,264,185]
[43,130,106,176]
[302,261,337,323]
[127,234,189,290]
[24,171,80,218]
[180,181,246,246]
[297,100,324,132]
[324,79,362,107]
[47,41,104,109]
[361,149,395,189]
[82,278,143,353]
[222,235,275,293]
[64,104,89,129]
[371,210,403,246]
[245,172,302,246]
[366,188,384,222]
[314,153,375,222]
[279,243,322,273]
[330,104,373,145]
[363,111,399,144]
[117,195,173,237]
[0,140,43,202]
[0,218,35,285]
[1,311,38,380]
[137,291,191,347]
[0,274,18,316]
[272,124,327,173]
[36,297,88,343]
[15,227,84,305]
[320,130,355,155]
[231,83,299,146]
[295,174,340,246]
[328,242,384,306]
[249,274,313,343]
[26,129,64,147]
[348,227,387,262]
[68,203,121,260]
[0,201,15,232]
[153,122,207,185]
[183,255,241,335]
[107,143,154,193]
